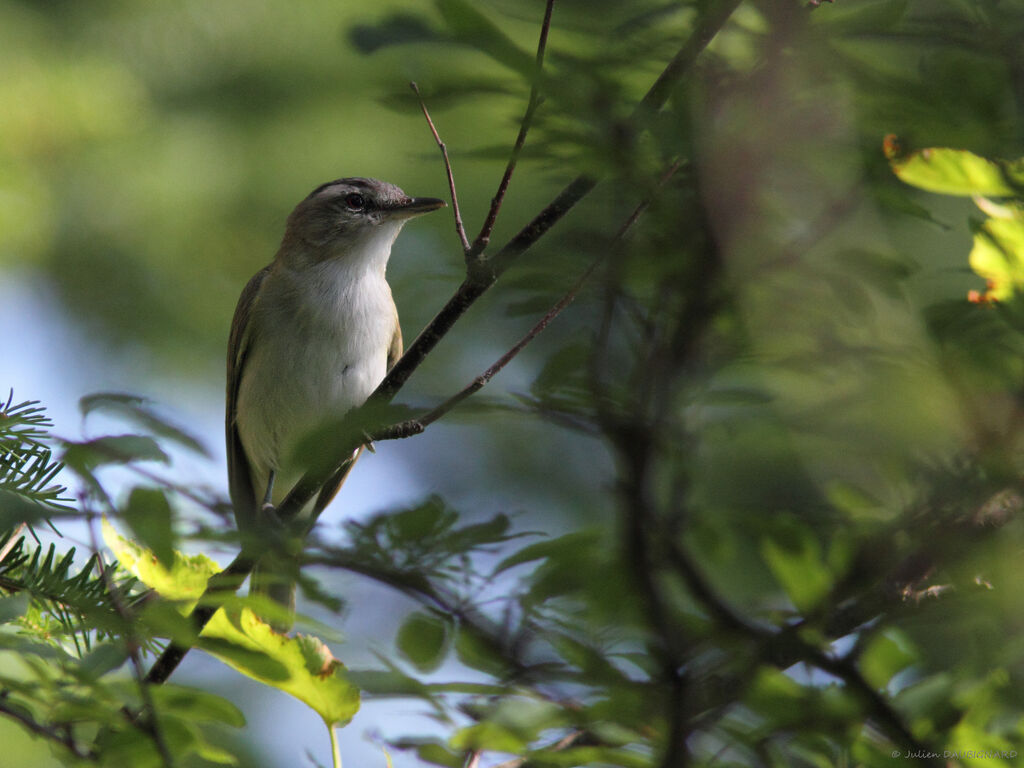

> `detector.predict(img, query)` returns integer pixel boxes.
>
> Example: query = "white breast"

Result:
[236,252,398,503]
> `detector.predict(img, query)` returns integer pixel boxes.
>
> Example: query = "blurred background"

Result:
[3,0,1024,765]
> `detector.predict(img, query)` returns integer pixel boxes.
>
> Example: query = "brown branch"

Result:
[411,81,470,253]
[469,0,556,259]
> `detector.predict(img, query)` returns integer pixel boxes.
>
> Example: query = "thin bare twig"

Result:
[411,81,471,253]
[470,0,556,259]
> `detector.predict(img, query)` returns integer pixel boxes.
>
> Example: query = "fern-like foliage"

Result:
[0,391,73,512]
[0,533,144,655]
[0,393,145,655]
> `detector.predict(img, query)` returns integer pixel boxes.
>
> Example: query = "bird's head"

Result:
[279,177,445,266]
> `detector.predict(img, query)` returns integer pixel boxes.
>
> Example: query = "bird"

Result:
[225,177,445,626]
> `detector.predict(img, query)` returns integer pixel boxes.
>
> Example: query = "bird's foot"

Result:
[259,503,284,530]
[362,431,376,453]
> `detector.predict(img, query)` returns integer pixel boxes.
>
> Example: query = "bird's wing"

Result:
[226,265,272,531]
[386,321,403,371]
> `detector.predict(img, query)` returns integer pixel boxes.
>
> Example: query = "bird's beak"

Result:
[387,197,447,219]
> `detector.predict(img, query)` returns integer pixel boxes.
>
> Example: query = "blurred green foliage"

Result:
[3,0,1024,767]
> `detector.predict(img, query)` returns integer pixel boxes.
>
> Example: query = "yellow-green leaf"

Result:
[760,518,833,614]
[396,612,449,672]
[122,487,176,568]
[102,519,219,609]
[450,721,525,753]
[968,215,1024,301]
[886,139,1024,197]
[860,629,917,690]
[201,606,360,727]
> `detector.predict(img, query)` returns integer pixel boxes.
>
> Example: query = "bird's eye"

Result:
[344,193,366,211]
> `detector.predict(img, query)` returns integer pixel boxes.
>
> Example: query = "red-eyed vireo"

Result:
[226,178,445,623]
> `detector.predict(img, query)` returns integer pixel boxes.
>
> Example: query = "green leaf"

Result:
[968,213,1024,301]
[446,514,518,551]
[63,435,169,471]
[349,13,441,54]
[396,612,450,672]
[812,0,909,33]
[532,747,653,768]
[859,629,917,690]
[888,141,1024,197]
[194,741,239,765]
[122,487,177,568]
[0,592,30,623]
[202,606,360,727]
[79,393,209,457]
[345,668,431,698]
[494,531,588,575]
[151,685,246,728]
[0,488,62,528]
[137,600,201,645]
[78,642,129,678]
[435,0,535,78]
[288,400,413,480]
[103,519,218,608]
[759,517,833,614]
[745,666,808,727]
[454,625,509,677]
[487,697,566,741]
[405,740,461,768]
[98,716,205,768]
[530,341,590,399]
[450,721,525,753]
[195,635,290,682]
